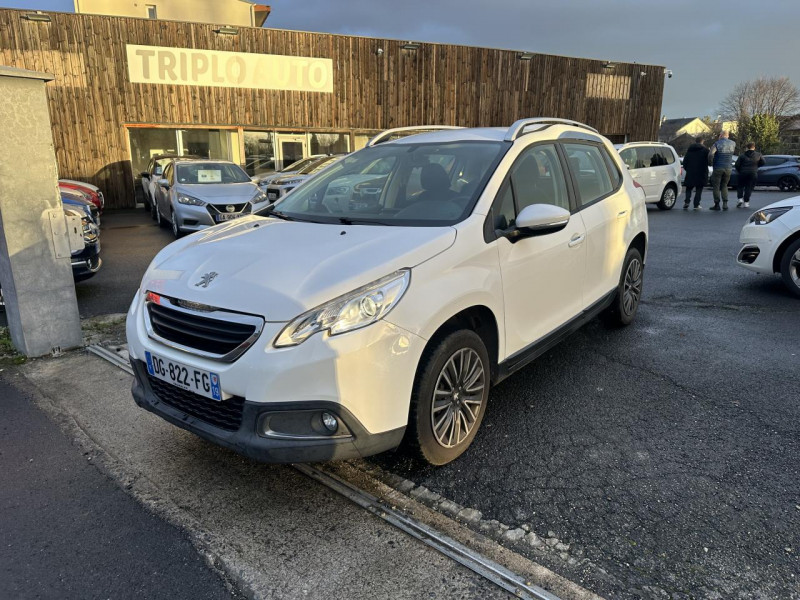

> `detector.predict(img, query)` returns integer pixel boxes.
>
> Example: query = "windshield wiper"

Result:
[337,217,396,226]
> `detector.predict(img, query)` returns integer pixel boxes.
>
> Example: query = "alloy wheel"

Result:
[662,187,676,208]
[790,248,800,287]
[431,348,486,448]
[622,257,643,316]
[171,213,180,237]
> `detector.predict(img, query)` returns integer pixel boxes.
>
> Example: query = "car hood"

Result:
[762,195,800,210]
[142,216,456,321]
[258,170,297,185]
[175,182,259,203]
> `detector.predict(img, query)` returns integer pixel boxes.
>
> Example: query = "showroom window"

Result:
[243,131,276,176]
[310,132,349,155]
[128,127,238,180]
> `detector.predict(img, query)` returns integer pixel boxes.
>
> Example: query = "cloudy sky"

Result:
[8,0,800,119]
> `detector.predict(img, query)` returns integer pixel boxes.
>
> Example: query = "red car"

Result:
[59,179,104,212]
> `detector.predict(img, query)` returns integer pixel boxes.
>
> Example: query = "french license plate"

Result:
[215,213,243,223]
[267,191,278,201]
[145,351,222,401]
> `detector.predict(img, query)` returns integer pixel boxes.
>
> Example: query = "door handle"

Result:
[617,210,628,218]
[568,233,585,248]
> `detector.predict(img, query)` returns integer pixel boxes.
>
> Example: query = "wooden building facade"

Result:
[0,8,665,208]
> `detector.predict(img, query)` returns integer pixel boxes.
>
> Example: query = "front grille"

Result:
[147,302,259,357]
[207,202,249,216]
[147,371,245,431]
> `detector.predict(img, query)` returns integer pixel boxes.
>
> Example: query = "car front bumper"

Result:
[126,292,425,463]
[737,220,790,273]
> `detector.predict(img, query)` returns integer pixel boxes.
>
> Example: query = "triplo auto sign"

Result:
[126,44,333,93]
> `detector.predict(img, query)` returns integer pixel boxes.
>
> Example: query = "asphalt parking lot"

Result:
[18,190,800,598]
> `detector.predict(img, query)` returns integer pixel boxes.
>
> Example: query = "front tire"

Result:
[779,238,800,298]
[778,176,798,192]
[406,330,490,466]
[657,185,677,210]
[602,247,644,326]
[171,210,183,238]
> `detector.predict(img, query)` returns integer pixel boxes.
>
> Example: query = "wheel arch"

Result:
[772,230,800,273]
[417,305,501,384]
[629,231,648,263]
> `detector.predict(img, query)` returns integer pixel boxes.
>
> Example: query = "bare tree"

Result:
[720,77,800,122]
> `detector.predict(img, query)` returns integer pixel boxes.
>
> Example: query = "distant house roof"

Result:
[659,117,710,142]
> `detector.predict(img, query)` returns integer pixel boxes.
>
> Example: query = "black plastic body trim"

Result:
[130,359,406,463]
[496,290,615,383]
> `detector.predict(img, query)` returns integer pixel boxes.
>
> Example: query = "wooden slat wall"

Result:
[0,9,664,208]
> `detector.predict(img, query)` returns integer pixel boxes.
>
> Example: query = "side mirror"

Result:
[513,204,570,238]
[158,179,170,189]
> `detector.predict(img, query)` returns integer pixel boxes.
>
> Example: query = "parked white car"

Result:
[737,196,800,296]
[616,142,681,209]
[264,155,344,202]
[127,119,649,466]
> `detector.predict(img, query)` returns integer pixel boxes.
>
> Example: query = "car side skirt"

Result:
[496,289,616,384]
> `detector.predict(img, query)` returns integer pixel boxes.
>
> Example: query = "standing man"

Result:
[682,137,710,210]
[734,142,765,208]
[708,130,736,210]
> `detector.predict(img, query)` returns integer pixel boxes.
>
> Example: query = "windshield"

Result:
[270,141,506,226]
[281,156,320,173]
[298,155,342,175]
[176,162,250,185]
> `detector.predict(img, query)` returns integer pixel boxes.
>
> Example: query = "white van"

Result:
[615,142,681,210]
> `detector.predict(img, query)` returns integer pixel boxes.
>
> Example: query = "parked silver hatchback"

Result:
[615,142,682,210]
[153,159,269,237]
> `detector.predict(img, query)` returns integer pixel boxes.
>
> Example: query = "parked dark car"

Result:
[61,188,100,226]
[0,201,101,309]
[730,155,800,190]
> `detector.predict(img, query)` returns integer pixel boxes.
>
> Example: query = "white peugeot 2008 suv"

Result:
[127,119,649,466]
[737,196,800,296]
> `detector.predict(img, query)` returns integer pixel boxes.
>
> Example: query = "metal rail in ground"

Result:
[88,343,561,600]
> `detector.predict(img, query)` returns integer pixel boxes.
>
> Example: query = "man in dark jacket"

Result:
[708,131,736,210]
[734,142,765,208]
[682,138,710,209]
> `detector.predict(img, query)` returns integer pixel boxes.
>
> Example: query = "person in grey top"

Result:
[708,131,736,210]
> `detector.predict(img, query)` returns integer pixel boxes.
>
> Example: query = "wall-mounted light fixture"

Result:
[602,61,616,69]
[213,25,239,35]
[22,11,51,22]
[401,42,420,50]
[518,52,535,61]
[640,71,647,77]
[665,69,673,79]
[376,47,384,56]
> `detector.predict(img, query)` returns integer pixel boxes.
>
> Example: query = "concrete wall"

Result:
[0,67,83,356]
[73,0,257,26]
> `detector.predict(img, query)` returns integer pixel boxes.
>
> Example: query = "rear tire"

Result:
[779,238,800,298]
[602,247,644,327]
[405,330,490,466]
[657,185,677,210]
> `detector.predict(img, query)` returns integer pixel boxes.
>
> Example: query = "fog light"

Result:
[321,412,338,432]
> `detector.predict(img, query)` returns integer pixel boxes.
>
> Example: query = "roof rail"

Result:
[366,125,465,147]
[504,118,599,142]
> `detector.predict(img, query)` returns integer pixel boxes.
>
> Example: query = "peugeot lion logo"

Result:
[226,205,236,213]
[195,272,218,288]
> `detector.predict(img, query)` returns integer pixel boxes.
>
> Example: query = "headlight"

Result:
[177,194,206,206]
[279,178,304,186]
[251,190,269,204]
[274,270,411,347]
[749,207,792,225]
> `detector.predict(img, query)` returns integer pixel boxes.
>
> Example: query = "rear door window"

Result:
[564,143,614,207]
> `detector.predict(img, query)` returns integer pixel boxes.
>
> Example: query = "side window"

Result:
[509,144,569,211]
[763,156,782,166]
[650,146,667,166]
[662,147,676,165]
[603,150,622,188]
[634,146,654,169]
[163,163,173,184]
[619,148,637,170]
[564,143,614,207]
